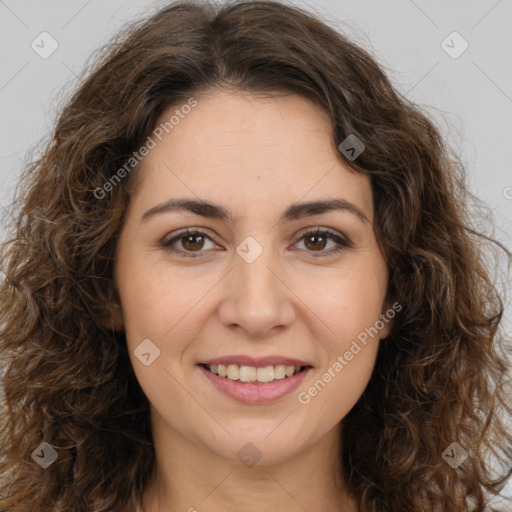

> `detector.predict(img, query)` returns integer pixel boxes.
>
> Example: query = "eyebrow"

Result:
[141,197,369,224]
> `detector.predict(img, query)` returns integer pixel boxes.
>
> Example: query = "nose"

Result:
[218,240,296,338]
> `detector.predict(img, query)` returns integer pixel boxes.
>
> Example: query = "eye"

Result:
[293,228,352,257]
[161,228,217,259]
[161,227,352,259]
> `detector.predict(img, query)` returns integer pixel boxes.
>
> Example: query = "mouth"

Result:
[199,363,311,384]
[197,362,313,404]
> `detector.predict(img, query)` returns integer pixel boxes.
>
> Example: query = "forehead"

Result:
[161,89,335,158]
[131,89,373,223]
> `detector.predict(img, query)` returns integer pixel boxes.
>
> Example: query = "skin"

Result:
[108,89,392,512]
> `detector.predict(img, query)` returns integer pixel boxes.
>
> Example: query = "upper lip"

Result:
[199,355,313,367]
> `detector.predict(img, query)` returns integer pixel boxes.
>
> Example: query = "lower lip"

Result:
[197,365,312,404]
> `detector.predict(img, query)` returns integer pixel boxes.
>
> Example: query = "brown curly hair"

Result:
[1,1,511,511]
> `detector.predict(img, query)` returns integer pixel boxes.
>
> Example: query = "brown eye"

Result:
[181,233,205,251]
[295,228,352,257]
[304,232,328,251]
[162,227,351,260]
[162,229,216,258]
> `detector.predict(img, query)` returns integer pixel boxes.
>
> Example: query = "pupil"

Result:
[184,235,203,250]
[307,234,325,250]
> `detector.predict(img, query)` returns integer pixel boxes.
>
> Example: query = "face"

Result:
[111,89,391,467]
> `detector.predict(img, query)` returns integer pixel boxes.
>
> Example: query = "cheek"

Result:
[299,262,388,347]
[118,264,200,404]
[296,330,380,428]
[318,345,379,423]
[296,280,383,422]
[297,257,387,416]
[117,256,209,344]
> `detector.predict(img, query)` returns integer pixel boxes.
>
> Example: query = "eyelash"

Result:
[161,227,352,259]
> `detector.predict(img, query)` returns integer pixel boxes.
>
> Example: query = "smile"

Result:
[197,363,312,404]
[202,363,305,383]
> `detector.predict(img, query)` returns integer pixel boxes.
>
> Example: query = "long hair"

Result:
[1,1,511,510]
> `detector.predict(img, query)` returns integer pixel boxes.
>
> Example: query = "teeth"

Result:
[239,365,256,382]
[206,363,303,383]
[257,366,274,383]
[285,366,295,377]
[227,364,239,380]
[274,364,286,379]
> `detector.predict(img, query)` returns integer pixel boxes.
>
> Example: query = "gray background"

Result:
[0,0,511,506]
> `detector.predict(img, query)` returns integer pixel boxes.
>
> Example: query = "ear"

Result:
[101,283,124,331]
[102,301,124,332]
[379,299,399,340]
[103,302,124,331]
[379,313,392,339]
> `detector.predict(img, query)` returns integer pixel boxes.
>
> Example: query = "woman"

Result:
[0,1,510,511]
